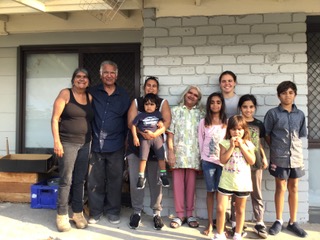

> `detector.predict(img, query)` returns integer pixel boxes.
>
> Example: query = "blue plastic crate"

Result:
[30,180,58,209]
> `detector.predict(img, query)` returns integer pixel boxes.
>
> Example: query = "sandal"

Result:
[187,216,199,228]
[170,217,185,229]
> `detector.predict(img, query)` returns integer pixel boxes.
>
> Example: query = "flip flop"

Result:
[170,217,185,229]
[187,216,199,228]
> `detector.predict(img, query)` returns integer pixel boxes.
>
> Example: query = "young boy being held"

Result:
[264,81,307,238]
[132,93,169,189]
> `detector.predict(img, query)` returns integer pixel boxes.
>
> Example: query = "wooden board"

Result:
[0,192,30,203]
[0,182,32,193]
[0,172,47,183]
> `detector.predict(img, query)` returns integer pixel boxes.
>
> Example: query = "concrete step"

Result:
[309,206,320,223]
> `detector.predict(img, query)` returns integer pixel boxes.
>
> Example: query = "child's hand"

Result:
[262,158,269,169]
[230,137,237,147]
[231,137,243,147]
[157,120,164,128]
[133,136,140,147]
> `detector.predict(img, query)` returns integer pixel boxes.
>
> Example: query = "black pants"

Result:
[87,148,124,217]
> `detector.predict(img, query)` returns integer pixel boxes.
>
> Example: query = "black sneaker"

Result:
[159,175,170,187]
[129,213,141,229]
[254,224,268,239]
[287,221,308,238]
[153,215,164,230]
[269,220,282,235]
[137,176,146,189]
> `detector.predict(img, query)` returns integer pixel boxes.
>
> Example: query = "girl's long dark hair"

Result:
[205,92,227,127]
[238,94,257,109]
[225,115,250,141]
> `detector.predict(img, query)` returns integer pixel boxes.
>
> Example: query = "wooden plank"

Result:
[0,192,30,203]
[0,172,47,183]
[0,182,32,193]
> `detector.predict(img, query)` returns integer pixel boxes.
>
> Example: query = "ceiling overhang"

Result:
[0,0,319,35]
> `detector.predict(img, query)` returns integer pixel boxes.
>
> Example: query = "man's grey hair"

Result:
[99,60,118,75]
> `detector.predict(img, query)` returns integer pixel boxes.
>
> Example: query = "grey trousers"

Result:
[127,153,162,215]
[250,168,264,222]
[230,169,264,223]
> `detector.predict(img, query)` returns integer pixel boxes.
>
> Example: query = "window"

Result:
[307,17,320,148]
[17,44,140,153]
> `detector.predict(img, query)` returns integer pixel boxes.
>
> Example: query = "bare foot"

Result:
[202,224,213,236]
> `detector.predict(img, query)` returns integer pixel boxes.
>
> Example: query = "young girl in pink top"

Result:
[198,92,227,236]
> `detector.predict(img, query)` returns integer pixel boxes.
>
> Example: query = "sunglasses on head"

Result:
[145,76,159,81]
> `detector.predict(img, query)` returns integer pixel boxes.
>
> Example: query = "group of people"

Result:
[51,61,308,240]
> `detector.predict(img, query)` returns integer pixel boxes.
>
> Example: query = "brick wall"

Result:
[141,9,309,223]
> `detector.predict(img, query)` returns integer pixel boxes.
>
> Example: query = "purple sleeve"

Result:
[132,114,140,126]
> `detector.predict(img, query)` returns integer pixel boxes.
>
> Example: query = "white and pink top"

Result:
[198,118,226,166]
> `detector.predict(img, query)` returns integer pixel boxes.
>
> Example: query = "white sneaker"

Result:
[233,234,242,240]
[212,233,227,240]
[88,215,101,224]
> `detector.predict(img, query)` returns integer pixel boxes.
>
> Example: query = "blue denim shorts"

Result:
[201,160,222,192]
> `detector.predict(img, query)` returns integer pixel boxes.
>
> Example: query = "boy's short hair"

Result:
[143,93,160,109]
[277,81,297,96]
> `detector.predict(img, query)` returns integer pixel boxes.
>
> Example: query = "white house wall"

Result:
[141,9,309,222]
[0,47,16,155]
[0,9,311,222]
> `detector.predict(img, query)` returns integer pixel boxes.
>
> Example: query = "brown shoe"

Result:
[56,214,71,232]
[72,212,88,229]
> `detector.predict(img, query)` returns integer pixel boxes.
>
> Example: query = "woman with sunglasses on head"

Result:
[127,76,171,230]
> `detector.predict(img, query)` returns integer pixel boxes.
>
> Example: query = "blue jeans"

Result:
[87,148,124,217]
[201,160,222,192]
[57,141,90,215]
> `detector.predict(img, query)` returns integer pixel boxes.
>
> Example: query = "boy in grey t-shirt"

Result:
[264,81,307,238]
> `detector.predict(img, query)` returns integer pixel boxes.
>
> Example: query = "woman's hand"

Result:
[139,130,155,140]
[54,141,64,158]
[167,149,176,168]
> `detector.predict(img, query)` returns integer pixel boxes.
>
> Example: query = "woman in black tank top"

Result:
[51,68,94,232]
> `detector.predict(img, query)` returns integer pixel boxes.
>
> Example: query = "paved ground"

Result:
[0,202,319,240]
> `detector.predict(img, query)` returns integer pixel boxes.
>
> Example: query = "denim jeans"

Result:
[87,148,124,218]
[57,141,90,215]
[201,160,222,192]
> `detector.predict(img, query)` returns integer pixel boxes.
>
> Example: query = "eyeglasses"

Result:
[145,76,159,81]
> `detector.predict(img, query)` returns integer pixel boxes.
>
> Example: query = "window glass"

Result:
[25,53,78,148]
